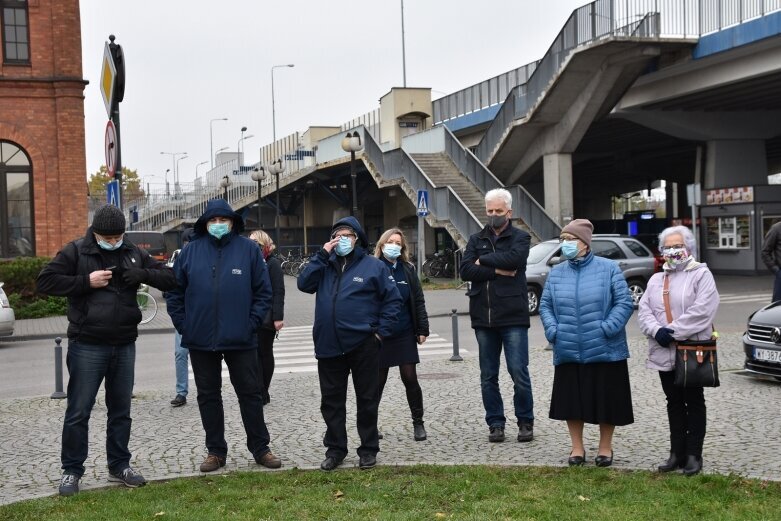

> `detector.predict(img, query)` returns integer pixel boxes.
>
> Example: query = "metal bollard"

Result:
[449,309,463,362]
[51,337,67,399]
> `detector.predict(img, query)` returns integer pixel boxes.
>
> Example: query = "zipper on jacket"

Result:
[487,238,496,327]
[575,264,582,361]
[331,258,346,355]
[211,248,221,351]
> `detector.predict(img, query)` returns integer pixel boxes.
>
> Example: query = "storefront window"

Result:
[705,216,750,249]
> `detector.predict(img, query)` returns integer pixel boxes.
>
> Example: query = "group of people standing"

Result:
[37,187,720,497]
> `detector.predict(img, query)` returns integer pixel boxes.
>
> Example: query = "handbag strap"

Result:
[662,274,673,324]
[662,273,716,337]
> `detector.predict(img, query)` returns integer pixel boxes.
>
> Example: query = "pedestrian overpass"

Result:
[129,0,781,272]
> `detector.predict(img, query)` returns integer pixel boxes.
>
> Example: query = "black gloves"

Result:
[654,327,675,347]
[122,268,148,286]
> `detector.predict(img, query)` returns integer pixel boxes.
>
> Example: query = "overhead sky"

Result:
[80,0,587,185]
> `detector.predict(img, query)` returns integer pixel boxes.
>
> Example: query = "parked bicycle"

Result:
[136,283,158,324]
[422,248,455,278]
[280,250,310,277]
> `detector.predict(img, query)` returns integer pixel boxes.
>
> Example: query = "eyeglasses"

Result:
[664,244,685,249]
[331,233,356,240]
[559,236,577,243]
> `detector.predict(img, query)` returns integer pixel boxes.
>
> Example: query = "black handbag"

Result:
[663,275,720,388]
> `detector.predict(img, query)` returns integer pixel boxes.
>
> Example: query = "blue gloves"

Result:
[654,327,675,347]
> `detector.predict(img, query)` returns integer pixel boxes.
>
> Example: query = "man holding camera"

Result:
[37,204,177,496]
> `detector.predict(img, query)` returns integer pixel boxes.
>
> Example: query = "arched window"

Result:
[0,140,34,257]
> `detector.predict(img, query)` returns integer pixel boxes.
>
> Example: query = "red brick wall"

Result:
[0,0,87,257]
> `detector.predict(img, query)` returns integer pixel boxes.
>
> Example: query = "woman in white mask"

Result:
[638,225,719,476]
[374,228,430,441]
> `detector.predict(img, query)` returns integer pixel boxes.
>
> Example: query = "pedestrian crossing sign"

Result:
[417,190,429,217]
[106,180,120,207]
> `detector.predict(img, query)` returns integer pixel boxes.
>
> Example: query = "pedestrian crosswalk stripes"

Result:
[718,293,771,305]
[187,327,465,378]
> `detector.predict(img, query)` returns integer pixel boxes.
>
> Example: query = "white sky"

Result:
[80,0,587,185]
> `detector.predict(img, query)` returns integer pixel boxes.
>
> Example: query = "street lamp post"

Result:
[271,64,295,143]
[164,168,171,197]
[161,151,186,193]
[210,117,228,169]
[251,166,267,229]
[220,175,231,201]
[175,155,189,194]
[268,159,286,245]
[341,131,364,216]
[195,160,208,179]
[238,131,254,171]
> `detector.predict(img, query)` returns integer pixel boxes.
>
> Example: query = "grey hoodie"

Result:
[637,259,720,371]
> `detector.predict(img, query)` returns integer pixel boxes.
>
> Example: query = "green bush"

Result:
[1,256,67,318]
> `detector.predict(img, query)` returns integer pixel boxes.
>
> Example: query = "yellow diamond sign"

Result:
[100,42,117,117]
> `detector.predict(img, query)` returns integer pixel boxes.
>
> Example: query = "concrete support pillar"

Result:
[543,153,573,225]
[666,181,679,220]
[704,140,768,189]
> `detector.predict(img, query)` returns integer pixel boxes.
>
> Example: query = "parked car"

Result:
[0,282,15,337]
[742,302,781,381]
[525,234,656,315]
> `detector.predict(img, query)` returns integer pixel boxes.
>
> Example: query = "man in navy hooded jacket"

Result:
[166,199,282,472]
[298,216,402,471]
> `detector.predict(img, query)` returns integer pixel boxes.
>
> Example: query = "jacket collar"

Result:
[478,221,514,239]
[567,251,594,269]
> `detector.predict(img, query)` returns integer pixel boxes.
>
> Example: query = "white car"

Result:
[0,282,15,337]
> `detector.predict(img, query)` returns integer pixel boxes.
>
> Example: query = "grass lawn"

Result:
[1,465,779,521]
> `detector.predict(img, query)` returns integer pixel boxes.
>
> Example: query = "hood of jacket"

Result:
[194,199,245,236]
[331,216,368,247]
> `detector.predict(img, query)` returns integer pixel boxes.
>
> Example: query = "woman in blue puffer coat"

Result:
[539,219,634,468]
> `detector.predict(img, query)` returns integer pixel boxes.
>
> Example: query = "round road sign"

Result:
[105,120,117,176]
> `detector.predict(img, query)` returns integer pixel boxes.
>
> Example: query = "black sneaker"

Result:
[108,466,147,488]
[58,473,80,496]
[517,422,534,442]
[170,394,187,407]
[488,426,505,443]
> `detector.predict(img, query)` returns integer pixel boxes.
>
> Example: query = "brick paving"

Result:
[1,275,780,504]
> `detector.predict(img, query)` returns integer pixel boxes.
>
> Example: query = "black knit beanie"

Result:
[92,205,126,235]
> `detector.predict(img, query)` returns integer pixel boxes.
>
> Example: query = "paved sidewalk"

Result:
[1,331,780,505]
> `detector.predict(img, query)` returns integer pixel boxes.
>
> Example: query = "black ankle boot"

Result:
[411,406,426,441]
[682,455,702,476]
[658,452,684,473]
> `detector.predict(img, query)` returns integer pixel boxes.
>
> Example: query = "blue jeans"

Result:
[174,331,189,397]
[62,340,136,477]
[475,327,534,428]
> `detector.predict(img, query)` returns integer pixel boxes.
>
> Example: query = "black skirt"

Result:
[379,331,419,368]
[548,360,634,426]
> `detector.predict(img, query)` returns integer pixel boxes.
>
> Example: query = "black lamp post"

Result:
[220,175,231,200]
[341,131,364,216]
[251,166,267,229]
[268,159,285,245]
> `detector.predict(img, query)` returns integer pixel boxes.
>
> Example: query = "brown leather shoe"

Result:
[199,454,226,472]
[255,451,282,469]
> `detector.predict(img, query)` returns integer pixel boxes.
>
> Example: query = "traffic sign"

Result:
[417,189,429,217]
[100,42,117,117]
[106,180,120,206]
[105,120,117,176]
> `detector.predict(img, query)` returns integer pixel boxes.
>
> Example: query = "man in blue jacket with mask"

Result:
[298,216,402,471]
[166,199,281,473]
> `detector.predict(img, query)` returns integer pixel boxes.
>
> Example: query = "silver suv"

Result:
[526,234,656,315]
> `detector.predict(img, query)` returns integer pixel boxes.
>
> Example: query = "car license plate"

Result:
[755,348,781,363]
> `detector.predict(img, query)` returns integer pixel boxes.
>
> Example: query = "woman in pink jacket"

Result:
[638,225,719,476]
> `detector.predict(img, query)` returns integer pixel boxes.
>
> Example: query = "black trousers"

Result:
[257,328,277,401]
[659,370,706,458]
[317,336,380,460]
[190,349,271,459]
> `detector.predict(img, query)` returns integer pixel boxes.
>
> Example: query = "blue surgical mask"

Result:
[208,222,230,239]
[561,240,580,260]
[335,236,354,256]
[98,239,123,251]
[382,244,402,260]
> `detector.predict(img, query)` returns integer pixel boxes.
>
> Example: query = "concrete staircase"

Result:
[410,152,538,242]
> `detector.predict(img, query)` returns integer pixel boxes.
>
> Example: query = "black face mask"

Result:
[488,214,508,229]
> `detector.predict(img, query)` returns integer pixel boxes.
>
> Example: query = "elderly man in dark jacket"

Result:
[460,188,534,444]
[297,216,402,471]
[165,199,281,473]
[36,204,177,496]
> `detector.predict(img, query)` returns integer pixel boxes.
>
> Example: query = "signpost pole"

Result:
[416,190,429,278]
[102,35,126,209]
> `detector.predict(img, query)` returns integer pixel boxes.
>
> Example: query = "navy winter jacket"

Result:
[165,199,272,351]
[539,252,633,365]
[297,216,402,359]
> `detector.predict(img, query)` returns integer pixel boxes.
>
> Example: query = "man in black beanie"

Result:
[37,204,177,496]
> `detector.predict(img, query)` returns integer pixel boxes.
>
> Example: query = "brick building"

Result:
[0,0,87,258]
